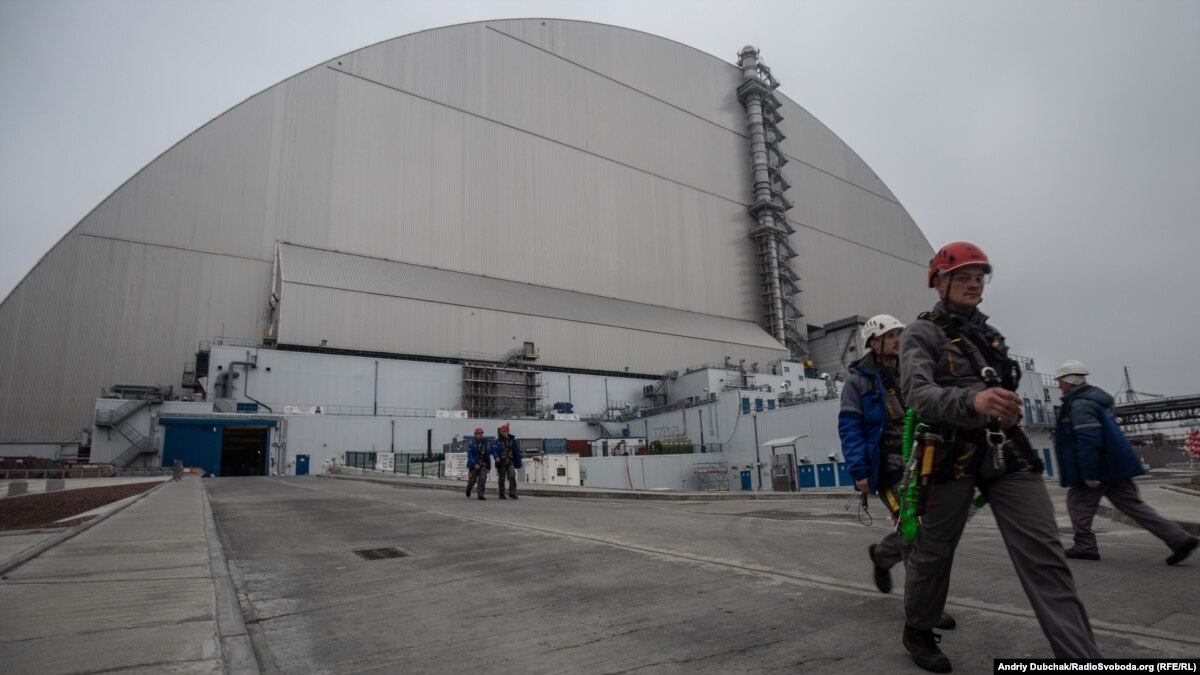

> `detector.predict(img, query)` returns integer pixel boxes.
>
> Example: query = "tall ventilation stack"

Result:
[736,46,806,358]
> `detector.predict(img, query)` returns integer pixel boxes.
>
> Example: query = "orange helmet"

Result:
[499,423,510,432]
[474,427,484,435]
[928,241,991,287]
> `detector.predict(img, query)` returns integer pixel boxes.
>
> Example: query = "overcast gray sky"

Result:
[2,0,1197,398]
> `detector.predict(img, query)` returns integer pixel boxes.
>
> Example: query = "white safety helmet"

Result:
[1054,360,1089,382]
[861,314,905,348]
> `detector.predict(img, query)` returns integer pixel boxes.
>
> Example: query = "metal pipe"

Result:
[228,361,273,412]
[753,414,762,490]
[374,360,379,417]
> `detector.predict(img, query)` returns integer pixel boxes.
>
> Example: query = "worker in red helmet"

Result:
[465,427,491,500]
[491,423,523,499]
[897,242,1101,670]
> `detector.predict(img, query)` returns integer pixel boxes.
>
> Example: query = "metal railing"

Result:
[0,467,115,480]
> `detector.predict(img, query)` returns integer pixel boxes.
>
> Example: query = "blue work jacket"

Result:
[1054,384,1143,488]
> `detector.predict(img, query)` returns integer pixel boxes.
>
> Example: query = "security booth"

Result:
[761,435,808,492]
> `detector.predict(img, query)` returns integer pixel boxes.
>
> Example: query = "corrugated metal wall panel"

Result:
[0,234,269,441]
[336,22,752,205]
[278,245,779,348]
[791,228,932,329]
[492,20,749,134]
[277,284,787,375]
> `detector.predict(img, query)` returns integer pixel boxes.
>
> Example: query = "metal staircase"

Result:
[94,400,156,469]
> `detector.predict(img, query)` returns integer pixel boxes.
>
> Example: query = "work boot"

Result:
[478,492,486,500]
[499,494,507,500]
[903,625,952,673]
[509,494,518,500]
[868,544,892,594]
[1167,536,1199,566]
[936,613,956,630]
[466,486,472,497]
[1064,547,1100,561]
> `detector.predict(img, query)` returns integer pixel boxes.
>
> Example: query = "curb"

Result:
[324,469,856,501]
[0,478,170,577]
[202,482,261,674]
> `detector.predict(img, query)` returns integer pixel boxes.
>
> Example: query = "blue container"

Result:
[816,463,837,487]
[835,461,854,487]
[543,438,568,454]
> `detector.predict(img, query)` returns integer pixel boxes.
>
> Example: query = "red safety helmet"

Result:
[499,423,510,432]
[928,241,991,287]
[474,427,484,435]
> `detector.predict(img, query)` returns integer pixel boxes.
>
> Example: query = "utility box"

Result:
[524,454,580,486]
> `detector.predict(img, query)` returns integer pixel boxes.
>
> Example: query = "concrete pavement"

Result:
[0,477,253,674]
[0,469,1197,674]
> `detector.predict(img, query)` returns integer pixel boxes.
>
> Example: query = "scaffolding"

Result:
[694,462,730,491]
[461,361,543,419]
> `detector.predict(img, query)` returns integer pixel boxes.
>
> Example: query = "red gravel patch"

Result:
[0,482,160,531]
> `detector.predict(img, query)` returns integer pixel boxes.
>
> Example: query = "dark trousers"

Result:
[1066,479,1193,554]
[496,461,517,497]
[904,471,1100,658]
[467,467,488,496]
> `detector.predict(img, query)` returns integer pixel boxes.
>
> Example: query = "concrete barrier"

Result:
[46,478,66,491]
[6,480,28,497]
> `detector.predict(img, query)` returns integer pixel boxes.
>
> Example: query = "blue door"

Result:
[1042,448,1055,477]
[797,465,816,488]
[835,461,855,486]
[163,424,222,477]
[296,455,310,476]
[817,463,837,487]
[740,470,752,491]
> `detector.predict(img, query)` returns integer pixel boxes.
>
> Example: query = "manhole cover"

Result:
[352,547,409,560]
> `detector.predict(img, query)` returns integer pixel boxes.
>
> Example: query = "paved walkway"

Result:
[0,477,253,674]
[0,470,1195,673]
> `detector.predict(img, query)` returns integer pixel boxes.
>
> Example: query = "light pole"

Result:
[752,413,762,490]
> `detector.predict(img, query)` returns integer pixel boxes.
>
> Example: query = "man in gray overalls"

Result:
[899,241,1101,672]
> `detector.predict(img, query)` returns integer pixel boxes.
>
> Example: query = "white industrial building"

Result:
[1,19,1059,487]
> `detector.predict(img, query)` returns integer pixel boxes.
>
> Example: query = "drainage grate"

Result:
[352,547,409,561]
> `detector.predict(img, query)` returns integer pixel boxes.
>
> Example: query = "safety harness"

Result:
[893,312,1045,540]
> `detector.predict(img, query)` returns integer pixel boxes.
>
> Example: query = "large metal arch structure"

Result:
[0,19,933,443]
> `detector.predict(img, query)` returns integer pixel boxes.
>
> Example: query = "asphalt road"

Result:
[206,477,1200,674]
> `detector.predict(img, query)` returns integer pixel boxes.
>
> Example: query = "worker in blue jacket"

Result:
[1054,361,1198,564]
[465,427,491,500]
[491,423,523,499]
[839,314,955,629]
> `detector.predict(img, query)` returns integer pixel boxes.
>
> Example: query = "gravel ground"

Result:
[0,482,160,531]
